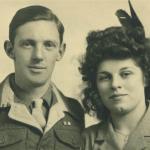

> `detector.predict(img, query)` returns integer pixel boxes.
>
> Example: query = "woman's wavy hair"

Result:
[79,26,150,121]
[79,1,150,121]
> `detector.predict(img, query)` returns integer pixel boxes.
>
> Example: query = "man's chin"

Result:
[28,79,50,87]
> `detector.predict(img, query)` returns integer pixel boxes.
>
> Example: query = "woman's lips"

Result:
[109,94,128,99]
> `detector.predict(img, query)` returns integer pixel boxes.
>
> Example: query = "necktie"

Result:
[32,98,46,128]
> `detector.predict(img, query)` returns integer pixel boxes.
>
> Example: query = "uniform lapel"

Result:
[8,102,43,132]
[44,84,67,133]
[0,75,43,132]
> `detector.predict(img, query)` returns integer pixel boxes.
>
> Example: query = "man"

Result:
[0,5,84,150]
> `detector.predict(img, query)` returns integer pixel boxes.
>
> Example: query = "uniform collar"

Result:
[52,85,83,122]
[0,74,70,133]
[0,73,80,120]
[50,83,80,119]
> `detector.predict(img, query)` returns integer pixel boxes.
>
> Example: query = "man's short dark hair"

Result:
[9,5,64,44]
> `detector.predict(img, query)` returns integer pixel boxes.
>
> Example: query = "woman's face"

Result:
[96,58,146,115]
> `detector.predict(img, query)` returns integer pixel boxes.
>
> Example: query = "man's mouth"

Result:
[28,65,47,73]
[28,65,46,69]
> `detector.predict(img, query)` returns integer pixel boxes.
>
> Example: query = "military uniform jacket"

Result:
[0,75,84,150]
[82,102,150,150]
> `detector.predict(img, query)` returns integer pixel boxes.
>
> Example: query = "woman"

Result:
[80,1,150,150]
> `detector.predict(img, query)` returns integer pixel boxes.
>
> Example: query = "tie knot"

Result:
[33,98,43,108]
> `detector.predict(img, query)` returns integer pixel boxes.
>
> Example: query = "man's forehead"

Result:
[15,20,59,33]
[14,20,60,43]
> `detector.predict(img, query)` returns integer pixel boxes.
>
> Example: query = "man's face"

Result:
[11,20,65,88]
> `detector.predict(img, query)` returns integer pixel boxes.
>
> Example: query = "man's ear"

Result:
[144,75,148,87]
[56,43,66,61]
[4,40,15,59]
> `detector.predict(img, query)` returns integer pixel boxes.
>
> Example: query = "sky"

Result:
[0,0,150,125]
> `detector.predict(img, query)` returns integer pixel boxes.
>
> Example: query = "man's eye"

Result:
[44,41,56,49]
[21,41,33,48]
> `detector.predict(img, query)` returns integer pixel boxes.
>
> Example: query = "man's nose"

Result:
[32,45,44,61]
[111,76,122,90]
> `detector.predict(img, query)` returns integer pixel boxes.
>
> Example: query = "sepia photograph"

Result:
[0,0,150,149]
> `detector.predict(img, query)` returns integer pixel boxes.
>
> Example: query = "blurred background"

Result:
[0,0,150,126]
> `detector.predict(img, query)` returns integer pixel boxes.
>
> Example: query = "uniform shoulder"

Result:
[52,84,85,127]
[83,122,101,135]
[66,97,83,111]
[82,121,106,137]
[65,96,85,127]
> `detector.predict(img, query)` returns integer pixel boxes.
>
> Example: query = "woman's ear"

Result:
[4,40,15,59]
[56,43,66,61]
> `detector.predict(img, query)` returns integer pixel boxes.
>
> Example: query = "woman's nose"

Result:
[111,76,122,90]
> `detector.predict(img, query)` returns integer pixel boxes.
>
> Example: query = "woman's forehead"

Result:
[97,58,141,72]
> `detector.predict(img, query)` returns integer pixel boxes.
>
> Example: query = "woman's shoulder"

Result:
[81,121,107,150]
[82,121,106,138]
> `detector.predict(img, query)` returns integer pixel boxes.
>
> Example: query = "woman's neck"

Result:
[111,101,147,135]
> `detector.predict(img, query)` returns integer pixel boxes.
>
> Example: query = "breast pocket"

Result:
[54,129,81,150]
[0,127,27,150]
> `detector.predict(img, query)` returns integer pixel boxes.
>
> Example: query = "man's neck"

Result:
[10,75,51,101]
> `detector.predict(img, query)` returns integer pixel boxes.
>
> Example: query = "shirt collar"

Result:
[42,85,57,107]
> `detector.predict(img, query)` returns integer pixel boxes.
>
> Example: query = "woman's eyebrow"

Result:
[97,71,110,75]
[120,67,135,71]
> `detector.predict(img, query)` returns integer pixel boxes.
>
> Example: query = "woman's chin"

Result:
[111,106,130,116]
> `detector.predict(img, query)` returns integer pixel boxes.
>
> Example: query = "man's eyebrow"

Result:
[44,40,59,45]
[20,39,59,45]
[19,39,35,42]
[18,39,35,46]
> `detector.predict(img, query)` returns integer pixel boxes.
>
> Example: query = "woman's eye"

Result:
[98,75,111,81]
[121,71,132,78]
